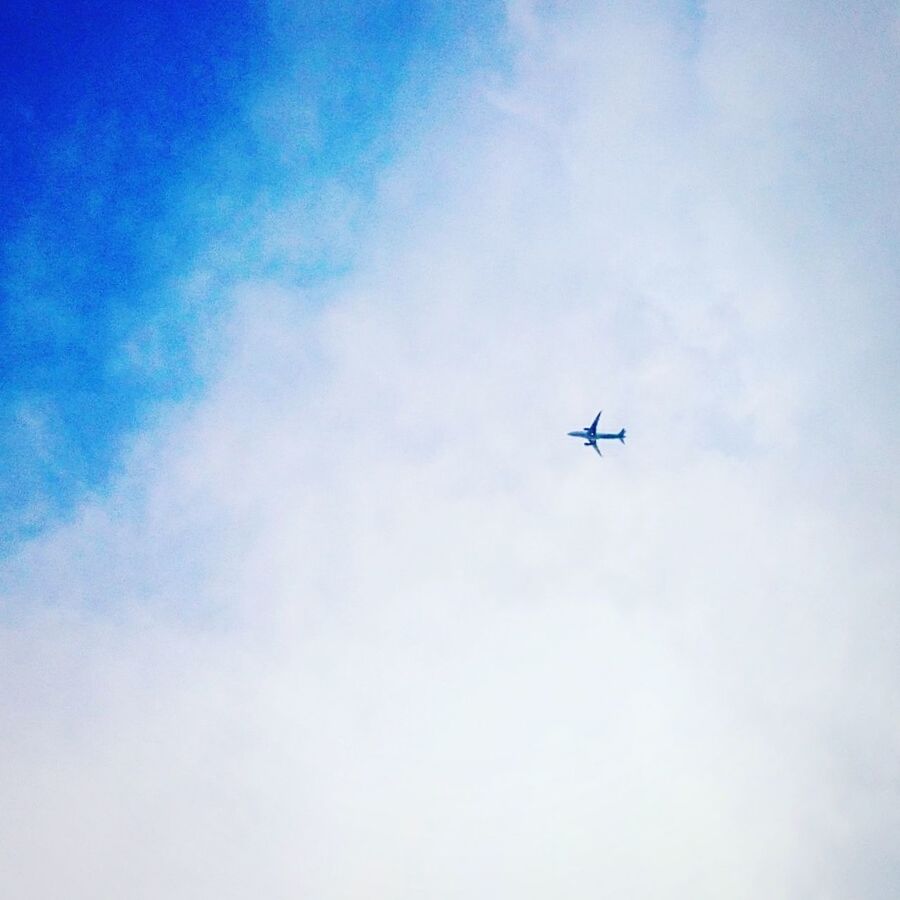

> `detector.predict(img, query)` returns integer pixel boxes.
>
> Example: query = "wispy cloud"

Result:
[0,0,490,546]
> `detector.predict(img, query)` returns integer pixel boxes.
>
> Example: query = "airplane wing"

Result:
[588,410,602,436]
[591,441,602,457]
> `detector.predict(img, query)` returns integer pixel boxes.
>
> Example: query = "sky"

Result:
[1,1,898,897]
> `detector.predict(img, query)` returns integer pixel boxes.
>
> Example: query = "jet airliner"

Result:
[568,411,626,457]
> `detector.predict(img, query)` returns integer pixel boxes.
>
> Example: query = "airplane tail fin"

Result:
[618,428,626,444]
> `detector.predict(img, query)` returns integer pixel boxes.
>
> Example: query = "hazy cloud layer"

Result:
[2,2,898,898]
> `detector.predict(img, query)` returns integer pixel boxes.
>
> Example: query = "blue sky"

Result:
[1,0,502,548]
[0,3,897,896]
[2,1,261,540]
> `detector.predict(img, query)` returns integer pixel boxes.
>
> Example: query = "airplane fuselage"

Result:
[567,431,623,441]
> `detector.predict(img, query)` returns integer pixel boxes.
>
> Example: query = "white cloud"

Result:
[1,3,898,897]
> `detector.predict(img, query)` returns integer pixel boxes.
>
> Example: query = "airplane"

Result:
[567,411,626,457]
